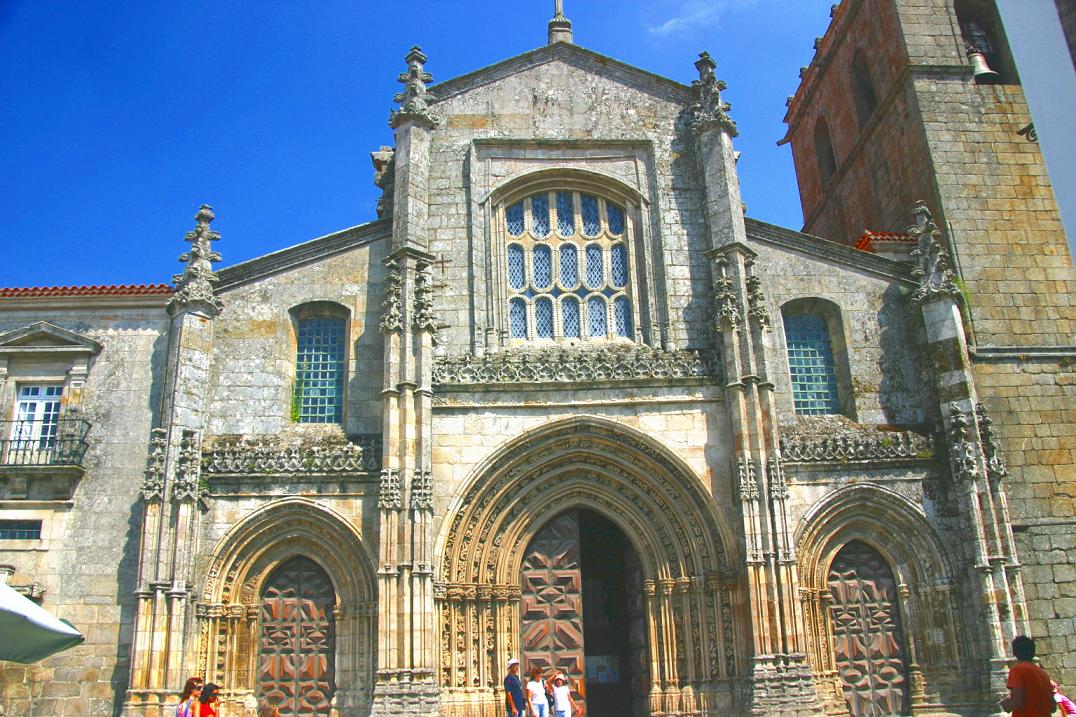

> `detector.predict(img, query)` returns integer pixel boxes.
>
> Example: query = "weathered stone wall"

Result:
[0,306,168,717]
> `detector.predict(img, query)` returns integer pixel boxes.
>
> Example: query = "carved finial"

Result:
[390,46,442,129]
[907,200,962,308]
[689,51,738,137]
[167,204,223,317]
[548,0,573,43]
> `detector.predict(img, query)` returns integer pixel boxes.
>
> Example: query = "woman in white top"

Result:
[549,673,578,717]
[525,667,550,717]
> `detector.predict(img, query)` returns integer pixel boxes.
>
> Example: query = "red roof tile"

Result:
[0,284,173,298]
[855,230,915,252]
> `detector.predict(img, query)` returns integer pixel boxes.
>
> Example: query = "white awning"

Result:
[0,582,84,663]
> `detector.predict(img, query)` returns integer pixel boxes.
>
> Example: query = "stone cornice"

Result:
[215,219,391,291]
[744,218,916,286]
[428,42,691,106]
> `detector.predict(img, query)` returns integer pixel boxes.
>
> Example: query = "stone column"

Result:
[125,205,223,716]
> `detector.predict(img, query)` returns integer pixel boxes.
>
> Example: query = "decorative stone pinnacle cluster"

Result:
[168,204,224,316]
[390,46,443,129]
[690,52,738,137]
[907,200,962,308]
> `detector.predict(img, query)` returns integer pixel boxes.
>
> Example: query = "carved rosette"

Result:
[412,261,439,340]
[410,468,433,511]
[976,403,1008,482]
[689,51,739,137]
[140,428,168,502]
[389,46,443,129]
[172,429,202,502]
[168,204,224,317]
[907,201,962,308]
[378,468,402,510]
[945,403,980,482]
[379,259,404,334]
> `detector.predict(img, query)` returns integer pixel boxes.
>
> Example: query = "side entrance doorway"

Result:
[520,510,648,717]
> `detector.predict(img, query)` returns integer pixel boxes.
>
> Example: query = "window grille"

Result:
[0,520,42,540]
[294,317,346,423]
[502,190,635,342]
[784,314,840,415]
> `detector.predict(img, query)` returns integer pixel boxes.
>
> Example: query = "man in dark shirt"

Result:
[504,658,524,717]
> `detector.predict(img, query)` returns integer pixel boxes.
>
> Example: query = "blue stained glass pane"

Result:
[585,245,604,288]
[559,244,579,288]
[531,194,550,237]
[556,192,575,236]
[508,244,525,290]
[535,298,554,338]
[611,244,628,287]
[509,299,528,339]
[562,298,580,338]
[783,313,840,415]
[581,195,600,236]
[533,245,553,289]
[295,317,346,423]
[614,297,633,338]
[506,202,524,236]
[607,204,625,234]
[587,296,607,337]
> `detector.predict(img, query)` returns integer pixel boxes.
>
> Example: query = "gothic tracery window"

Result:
[503,190,635,342]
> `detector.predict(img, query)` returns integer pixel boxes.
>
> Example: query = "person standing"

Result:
[197,683,221,717]
[504,658,525,717]
[526,666,550,717]
[1001,636,1055,716]
[549,673,578,717]
[1054,682,1076,716]
[177,677,203,717]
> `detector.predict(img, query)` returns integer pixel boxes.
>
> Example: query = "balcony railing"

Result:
[0,419,91,468]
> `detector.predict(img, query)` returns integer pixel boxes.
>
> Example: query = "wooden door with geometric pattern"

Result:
[521,511,587,716]
[827,540,909,717]
[258,557,337,716]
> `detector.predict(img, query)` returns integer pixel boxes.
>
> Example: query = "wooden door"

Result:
[258,557,337,716]
[827,540,909,717]
[521,511,587,715]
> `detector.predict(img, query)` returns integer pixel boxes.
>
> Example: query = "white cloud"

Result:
[646,0,760,38]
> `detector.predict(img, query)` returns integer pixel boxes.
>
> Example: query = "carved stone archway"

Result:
[796,485,968,716]
[198,498,377,717]
[436,416,741,717]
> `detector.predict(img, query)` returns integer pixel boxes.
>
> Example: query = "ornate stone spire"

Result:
[390,46,442,129]
[689,51,738,137]
[907,200,962,307]
[548,0,573,44]
[167,204,223,317]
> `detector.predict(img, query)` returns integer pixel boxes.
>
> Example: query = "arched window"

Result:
[291,303,349,424]
[502,189,635,342]
[849,50,878,128]
[781,298,854,418]
[814,118,838,187]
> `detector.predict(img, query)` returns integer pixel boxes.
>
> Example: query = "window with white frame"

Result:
[9,385,63,460]
[504,190,634,342]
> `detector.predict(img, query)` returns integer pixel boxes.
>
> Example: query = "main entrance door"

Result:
[520,510,648,717]
[258,556,337,716]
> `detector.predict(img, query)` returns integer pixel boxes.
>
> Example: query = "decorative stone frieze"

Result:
[172,429,202,502]
[432,343,720,386]
[689,52,739,137]
[378,468,402,510]
[976,403,1007,482]
[780,430,932,464]
[379,259,404,334]
[168,204,224,317]
[389,46,442,129]
[410,468,432,511]
[140,428,167,502]
[945,403,980,482]
[907,201,962,308]
[201,434,380,475]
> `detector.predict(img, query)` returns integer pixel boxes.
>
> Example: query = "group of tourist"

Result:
[503,658,579,717]
[176,677,281,717]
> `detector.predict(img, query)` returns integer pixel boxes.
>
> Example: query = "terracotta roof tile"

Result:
[0,284,173,298]
[855,230,914,252]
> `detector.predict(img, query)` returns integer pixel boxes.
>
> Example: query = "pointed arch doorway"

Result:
[520,509,648,717]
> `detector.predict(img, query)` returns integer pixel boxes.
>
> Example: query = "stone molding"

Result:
[779,419,932,464]
[201,434,381,476]
[433,343,720,386]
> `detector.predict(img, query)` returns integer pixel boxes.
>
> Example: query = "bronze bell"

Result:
[968,50,1000,84]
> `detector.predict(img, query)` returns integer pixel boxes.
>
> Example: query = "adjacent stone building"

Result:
[1,2,1072,717]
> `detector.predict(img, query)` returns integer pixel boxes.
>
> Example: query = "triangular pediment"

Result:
[0,322,102,356]
[429,42,692,105]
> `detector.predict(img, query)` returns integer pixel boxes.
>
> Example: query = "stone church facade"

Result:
[0,2,1072,717]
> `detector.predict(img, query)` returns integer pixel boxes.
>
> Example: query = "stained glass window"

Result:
[509,299,528,339]
[614,297,633,338]
[533,245,553,289]
[585,245,604,288]
[556,192,574,236]
[784,314,840,415]
[607,204,625,235]
[508,244,525,290]
[295,317,346,423]
[587,296,607,337]
[562,298,581,338]
[531,194,550,237]
[610,244,628,288]
[559,244,579,288]
[535,298,554,338]
[506,202,525,236]
[581,195,601,236]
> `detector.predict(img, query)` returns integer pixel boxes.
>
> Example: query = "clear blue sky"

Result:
[0,0,836,288]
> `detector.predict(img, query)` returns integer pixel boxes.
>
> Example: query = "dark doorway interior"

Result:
[578,510,647,717]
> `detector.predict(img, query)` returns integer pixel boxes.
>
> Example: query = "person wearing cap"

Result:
[504,658,525,717]
[548,673,578,717]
